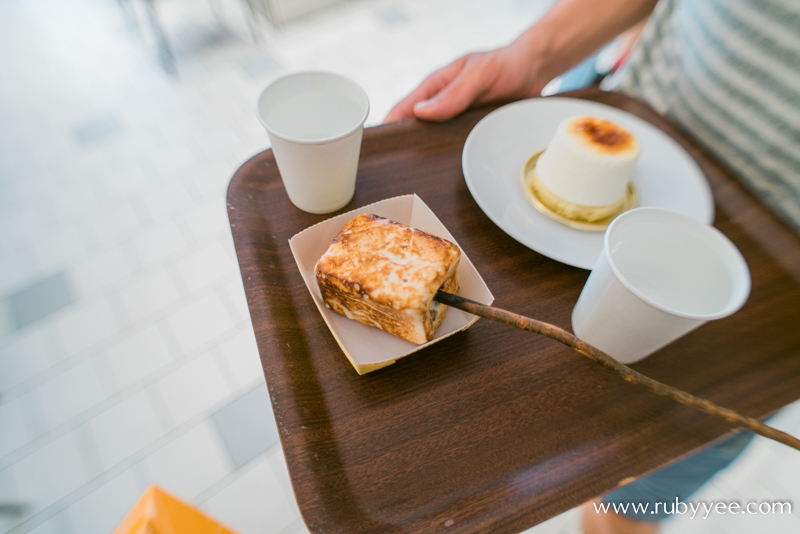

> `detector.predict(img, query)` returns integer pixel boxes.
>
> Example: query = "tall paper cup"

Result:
[572,208,751,364]
[257,72,369,214]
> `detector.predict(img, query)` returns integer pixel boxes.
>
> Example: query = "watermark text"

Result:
[593,498,792,520]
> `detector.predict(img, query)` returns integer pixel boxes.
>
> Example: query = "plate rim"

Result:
[461,96,715,269]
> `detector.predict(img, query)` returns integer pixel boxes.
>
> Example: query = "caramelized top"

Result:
[315,214,460,311]
[566,116,639,156]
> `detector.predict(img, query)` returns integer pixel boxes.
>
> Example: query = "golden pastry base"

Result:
[520,150,637,232]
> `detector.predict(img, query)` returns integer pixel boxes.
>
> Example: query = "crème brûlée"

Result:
[315,214,460,345]
[533,116,640,222]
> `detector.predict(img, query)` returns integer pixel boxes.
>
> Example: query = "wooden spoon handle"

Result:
[435,290,800,452]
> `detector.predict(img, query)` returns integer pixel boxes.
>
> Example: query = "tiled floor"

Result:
[0,0,798,533]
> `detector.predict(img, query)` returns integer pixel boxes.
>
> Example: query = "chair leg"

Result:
[115,0,140,35]
[207,0,226,27]
[143,0,176,75]
[239,0,263,43]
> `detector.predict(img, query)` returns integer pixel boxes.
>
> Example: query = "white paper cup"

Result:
[257,71,369,214]
[571,208,751,364]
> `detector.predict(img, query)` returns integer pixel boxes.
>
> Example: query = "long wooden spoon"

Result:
[434,290,800,452]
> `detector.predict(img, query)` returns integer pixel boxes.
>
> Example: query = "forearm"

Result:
[516,0,659,83]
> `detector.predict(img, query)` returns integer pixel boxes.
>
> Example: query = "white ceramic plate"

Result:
[462,97,714,269]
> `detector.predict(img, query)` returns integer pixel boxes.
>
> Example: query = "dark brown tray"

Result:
[227,89,800,534]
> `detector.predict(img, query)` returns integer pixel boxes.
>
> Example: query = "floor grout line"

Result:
[0,317,251,471]
[0,270,243,403]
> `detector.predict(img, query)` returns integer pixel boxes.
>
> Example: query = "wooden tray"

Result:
[227,89,800,534]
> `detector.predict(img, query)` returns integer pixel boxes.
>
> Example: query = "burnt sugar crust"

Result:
[315,213,460,344]
[567,116,638,156]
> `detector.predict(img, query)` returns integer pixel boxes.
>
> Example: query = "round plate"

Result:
[462,97,714,269]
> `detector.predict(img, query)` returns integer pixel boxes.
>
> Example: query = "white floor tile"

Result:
[99,165,151,201]
[265,448,299,511]
[49,179,101,224]
[665,502,798,533]
[140,180,195,221]
[277,519,312,534]
[103,324,173,391]
[54,296,120,356]
[757,473,797,505]
[0,397,30,459]
[66,469,142,534]
[185,159,236,199]
[202,454,300,534]
[0,222,45,268]
[27,511,75,534]
[0,250,29,296]
[0,458,14,501]
[130,218,189,267]
[87,200,143,244]
[181,195,230,242]
[161,291,235,354]
[34,359,107,431]
[519,508,580,534]
[118,268,182,323]
[216,328,263,391]
[0,301,13,339]
[88,390,165,471]
[220,276,249,323]
[141,420,233,501]
[5,431,89,519]
[27,223,88,275]
[0,328,53,393]
[69,244,136,297]
[15,384,49,440]
[757,468,800,504]
[174,240,237,293]
[0,513,17,533]
[154,351,231,427]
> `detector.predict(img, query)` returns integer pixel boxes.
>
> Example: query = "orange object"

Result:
[114,486,239,534]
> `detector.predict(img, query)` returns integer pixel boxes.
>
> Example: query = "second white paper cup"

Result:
[257,72,369,214]
[572,208,751,364]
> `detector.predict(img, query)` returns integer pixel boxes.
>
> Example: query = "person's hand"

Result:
[384,41,549,123]
[384,0,660,123]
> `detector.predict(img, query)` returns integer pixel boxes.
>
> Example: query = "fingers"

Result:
[383,57,469,123]
[383,100,417,124]
[412,55,492,122]
[384,90,427,124]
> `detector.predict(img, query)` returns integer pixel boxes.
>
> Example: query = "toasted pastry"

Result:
[315,214,460,344]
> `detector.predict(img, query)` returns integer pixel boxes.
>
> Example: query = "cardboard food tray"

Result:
[288,194,494,374]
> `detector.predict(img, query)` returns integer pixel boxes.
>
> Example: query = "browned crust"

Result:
[567,116,638,156]
[315,214,461,344]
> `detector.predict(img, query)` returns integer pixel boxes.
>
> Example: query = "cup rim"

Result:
[256,71,370,145]
[603,207,751,321]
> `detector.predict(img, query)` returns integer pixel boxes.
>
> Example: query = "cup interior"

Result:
[606,208,750,319]
[257,72,369,143]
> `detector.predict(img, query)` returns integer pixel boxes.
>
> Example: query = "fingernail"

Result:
[414,99,433,109]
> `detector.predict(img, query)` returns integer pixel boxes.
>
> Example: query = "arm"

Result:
[384,0,659,123]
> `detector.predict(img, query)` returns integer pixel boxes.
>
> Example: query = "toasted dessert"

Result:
[533,116,640,222]
[315,214,460,345]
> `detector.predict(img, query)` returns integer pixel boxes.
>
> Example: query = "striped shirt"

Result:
[615,0,800,233]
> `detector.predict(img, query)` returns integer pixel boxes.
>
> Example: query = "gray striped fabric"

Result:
[615,0,800,233]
